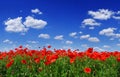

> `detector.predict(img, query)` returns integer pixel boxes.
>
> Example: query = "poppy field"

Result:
[0,46,120,77]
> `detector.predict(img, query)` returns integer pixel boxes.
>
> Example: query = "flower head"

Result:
[6,60,14,68]
[21,60,27,64]
[84,67,91,74]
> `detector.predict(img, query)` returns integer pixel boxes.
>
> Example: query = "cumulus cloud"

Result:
[24,16,47,29]
[88,37,100,42]
[103,45,110,48]
[4,16,47,33]
[82,18,101,26]
[88,9,114,20]
[54,35,63,40]
[99,28,116,36]
[113,16,120,20]
[4,17,28,32]
[80,34,90,39]
[115,34,120,38]
[112,11,120,20]
[69,32,77,38]
[66,40,73,44]
[38,34,50,39]
[80,34,100,43]
[31,8,42,14]
[99,27,120,38]
[3,39,13,44]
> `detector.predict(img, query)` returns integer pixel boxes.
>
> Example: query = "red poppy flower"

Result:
[47,45,51,48]
[19,45,23,48]
[86,48,93,53]
[0,56,3,60]
[84,67,91,74]
[45,54,58,65]
[117,57,120,62]
[34,58,40,64]
[70,58,75,64]
[50,58,57,63]
[44,61,51,65]
[6,60,14,68]
[68,52,76,59]
[21,60,27,64]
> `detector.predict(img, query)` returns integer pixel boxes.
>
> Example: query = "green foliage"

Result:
[0,55,119,77]
[0,47,120,77]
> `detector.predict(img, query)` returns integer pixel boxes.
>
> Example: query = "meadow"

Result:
[0,46,120,77]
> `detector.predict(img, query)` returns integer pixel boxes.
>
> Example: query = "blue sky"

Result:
[0,0,120,51]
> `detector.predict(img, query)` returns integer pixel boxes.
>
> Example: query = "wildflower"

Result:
[44,61,51,65]
[117,57,120,62]
[70,58,75,64]
[86,48,93,53]
[45,54,58,65]
[6,60,14,68]
[48,45,51,48]
[84,67,91,74]
[21,60,27,64]
[34,58,40,64]
[19,45,23,48]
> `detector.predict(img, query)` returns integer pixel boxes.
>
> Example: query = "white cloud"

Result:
[103,45,110,48]
[66,40,73,44]
[99,27,116,36]
[117,44,120,46]
[3,39,13,44]
[80,34,100,43]
[69,32,77,38]
[81,44,88,48]
[115,34,120,38]
[4,16,47,33]
[112,11,120,19]
[99,27,120,38]
[88,9,114,20]
[116,11,120,14]
[94,47,104,51]
[79,31,83,34]
[82,18,101,26]
[54,35,63,40]
[62,46,72,50]
[88,37,100,42]
[4,17,28,32]
[31,8,42,14]
[23,16,47,29]
[24,44,31,48]
[89,27,95,30]
[112,16,120,20]
[38,34,50,39]
[80,34,90,39]
[27,41,38,44]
